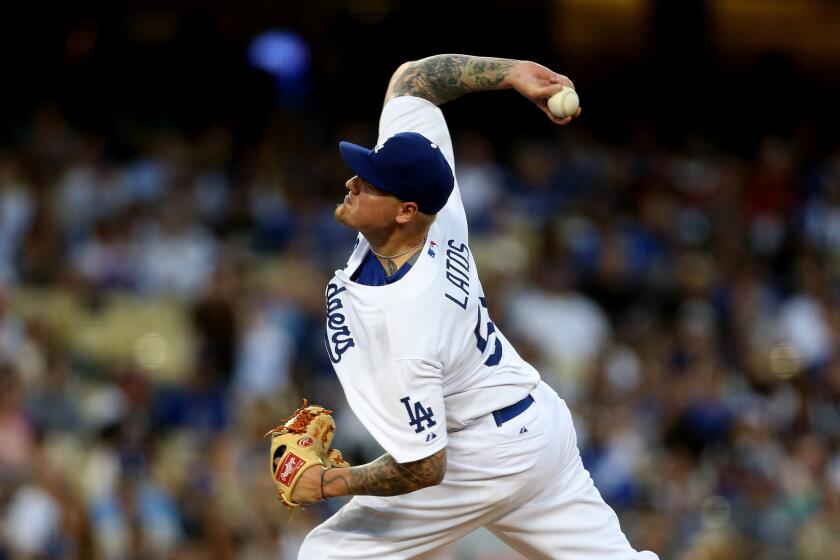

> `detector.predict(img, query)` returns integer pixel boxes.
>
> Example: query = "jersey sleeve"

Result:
[378,96,468,233]
[342,357,447,463]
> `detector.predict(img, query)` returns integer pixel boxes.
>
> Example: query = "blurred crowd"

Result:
[1,101,839,560]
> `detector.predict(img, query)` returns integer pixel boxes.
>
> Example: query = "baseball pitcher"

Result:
[272,54,658,560]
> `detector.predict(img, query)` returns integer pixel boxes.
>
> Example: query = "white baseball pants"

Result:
[298,381,659,560]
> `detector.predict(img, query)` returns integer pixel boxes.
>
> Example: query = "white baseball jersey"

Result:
[325,96,540,463]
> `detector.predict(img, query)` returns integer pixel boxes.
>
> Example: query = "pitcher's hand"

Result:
[505,61,581,125]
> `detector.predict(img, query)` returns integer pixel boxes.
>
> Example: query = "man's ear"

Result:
[395,201,419,225]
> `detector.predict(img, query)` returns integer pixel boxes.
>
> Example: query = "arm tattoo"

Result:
[323,450,446,497]
[350,450,446,496]
[389,55,516,105]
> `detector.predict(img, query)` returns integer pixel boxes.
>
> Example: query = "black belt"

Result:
[491,394,534,427]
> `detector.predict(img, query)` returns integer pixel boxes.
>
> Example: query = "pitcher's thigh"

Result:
[487,455,658,560]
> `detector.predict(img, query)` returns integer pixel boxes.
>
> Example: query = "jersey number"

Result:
[474,296,502,366]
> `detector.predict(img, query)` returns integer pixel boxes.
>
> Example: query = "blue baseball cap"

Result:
[339,132,454,215]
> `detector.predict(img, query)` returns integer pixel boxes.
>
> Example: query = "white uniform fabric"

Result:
[305,96,658,559]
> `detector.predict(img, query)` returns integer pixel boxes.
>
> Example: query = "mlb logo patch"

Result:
[275,452,306,486]
[428,240,438,257]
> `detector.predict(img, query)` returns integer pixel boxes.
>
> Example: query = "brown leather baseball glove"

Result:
[265,400,350,508]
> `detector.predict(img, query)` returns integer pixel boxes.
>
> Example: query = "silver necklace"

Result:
[369,237,426,260]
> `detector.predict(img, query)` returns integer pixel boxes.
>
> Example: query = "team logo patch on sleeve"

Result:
[400,396,437,433]
[275,452,306,486]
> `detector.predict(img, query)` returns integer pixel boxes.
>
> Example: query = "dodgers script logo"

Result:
[325,282,355,363]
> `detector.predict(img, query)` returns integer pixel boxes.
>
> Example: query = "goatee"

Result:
[334,203,347,225]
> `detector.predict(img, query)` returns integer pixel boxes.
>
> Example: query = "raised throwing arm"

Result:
[385,54,580,124]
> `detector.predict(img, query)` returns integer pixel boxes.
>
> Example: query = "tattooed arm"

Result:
[384,54,579,124]
[289,449,447,503]
[385,55,516,106]
[329,449,446,497]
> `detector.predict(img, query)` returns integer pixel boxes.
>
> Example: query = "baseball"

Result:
[547,88,579,118]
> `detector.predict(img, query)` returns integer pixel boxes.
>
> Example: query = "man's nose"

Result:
[346,176,361,194]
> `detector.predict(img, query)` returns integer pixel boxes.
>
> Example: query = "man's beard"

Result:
[334,203,348,225]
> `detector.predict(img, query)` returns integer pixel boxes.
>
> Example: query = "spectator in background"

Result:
[137,203,216,299]
[0,367,35,479]
[506,230,611,402]
[0,155,34,285]
[453,130,504,233]
[192,263,240,385]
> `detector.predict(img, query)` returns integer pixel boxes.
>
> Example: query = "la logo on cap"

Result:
[374,135,395,153]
